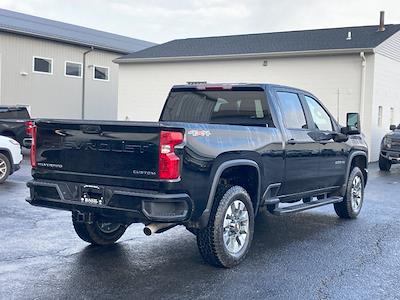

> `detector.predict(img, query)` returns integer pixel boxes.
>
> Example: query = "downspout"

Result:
[359,51,367,129]
[82,46,94,119]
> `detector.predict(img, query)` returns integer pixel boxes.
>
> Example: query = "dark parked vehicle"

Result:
[379,124,400,171]
[0,106,33,147]
[27,84,368,267]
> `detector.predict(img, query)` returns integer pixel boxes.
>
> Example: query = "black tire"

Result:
[379,156,391,171]
[196,185,254,268]
[0,153,11,184]
[334,167,364,219]
[186,227,199,235]
[72,213,127,245]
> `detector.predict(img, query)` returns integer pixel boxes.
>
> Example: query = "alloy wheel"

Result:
[223,200,249,254]
[351,175,363,213]
[96,221,121,234]
[0,158,7,180]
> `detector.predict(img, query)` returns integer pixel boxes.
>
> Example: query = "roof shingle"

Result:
[117,24,400,62]
[0,8,155,54]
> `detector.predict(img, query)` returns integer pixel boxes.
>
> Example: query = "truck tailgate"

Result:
[35,120,163,180]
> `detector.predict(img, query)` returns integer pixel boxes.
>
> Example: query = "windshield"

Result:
[0,107,30,119]
[160,90,274,127]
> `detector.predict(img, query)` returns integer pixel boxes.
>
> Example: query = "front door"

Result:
[275,91,320,195]
[302,94,348,188]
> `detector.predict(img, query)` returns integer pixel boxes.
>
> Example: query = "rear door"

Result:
[275,90,320,195]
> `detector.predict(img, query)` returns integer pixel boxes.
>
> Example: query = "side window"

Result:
[304,96,333,131]
[93,66,109,81]
[276,92,308,129]
[33,56,53,74]
[65,61,82,77]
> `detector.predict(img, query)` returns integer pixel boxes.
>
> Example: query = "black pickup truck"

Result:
[27,84,368,267]
[379,124,400,171]
[0,106,33,147]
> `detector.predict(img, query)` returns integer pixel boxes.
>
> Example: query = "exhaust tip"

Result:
[143,226,153,236]
[143,223,177,236]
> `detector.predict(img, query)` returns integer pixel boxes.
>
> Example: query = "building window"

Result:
[390,107,395,125]
[93,66,109,81]
[378,106,383,127]
[65,61,82,78]
[33,56,53,74]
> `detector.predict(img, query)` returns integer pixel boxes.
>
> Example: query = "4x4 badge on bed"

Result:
[187,129,211,137]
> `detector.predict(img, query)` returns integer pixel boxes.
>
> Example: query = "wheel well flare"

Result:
[219,165,259,211]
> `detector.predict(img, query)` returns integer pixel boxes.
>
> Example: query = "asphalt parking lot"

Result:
[0,158,399,299]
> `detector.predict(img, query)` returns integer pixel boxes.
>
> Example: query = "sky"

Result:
[1,0,400,44]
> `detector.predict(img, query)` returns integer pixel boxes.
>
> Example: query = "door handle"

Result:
[80,125,102,134]
[287,139,296,145]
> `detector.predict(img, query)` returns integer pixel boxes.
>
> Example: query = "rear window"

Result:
[160,90,274,127]
[0,107,30,119]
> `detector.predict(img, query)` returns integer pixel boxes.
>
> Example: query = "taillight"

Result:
[25,121,34,136]
[159,131,183,179]
[30,125,37,168]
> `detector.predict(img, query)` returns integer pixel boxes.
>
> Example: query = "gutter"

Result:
[114,48,375,64]
[81,46,94,120]
[359,51,367,130]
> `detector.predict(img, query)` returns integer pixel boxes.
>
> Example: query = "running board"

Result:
[271,196,343,215]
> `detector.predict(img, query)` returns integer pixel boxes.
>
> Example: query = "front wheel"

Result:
[72,213,127,245]
[0,153,11,184]
[379,156,391,171]
[334,167,365,219]
[196,185,254,268]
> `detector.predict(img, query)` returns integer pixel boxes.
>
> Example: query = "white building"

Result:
[0,9,154,120]
[116,19,400,161]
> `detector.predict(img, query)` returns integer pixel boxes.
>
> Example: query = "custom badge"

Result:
[187,129,211,137]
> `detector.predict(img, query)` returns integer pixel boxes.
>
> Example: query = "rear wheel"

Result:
[0,153,11,184]
[196,185,254,268]
[379,156,391,171]
[334,167,364,219]
[72,213,127,245]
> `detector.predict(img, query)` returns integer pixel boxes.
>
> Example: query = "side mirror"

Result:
[390,125,396,131]
[332,132,349,143]
[343,112,361,135]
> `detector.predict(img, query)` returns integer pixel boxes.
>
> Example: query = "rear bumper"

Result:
[26,179,192,223]
[381,150,400,163]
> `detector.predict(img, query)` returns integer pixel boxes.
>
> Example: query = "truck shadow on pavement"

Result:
[57,211,350,298]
